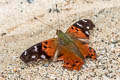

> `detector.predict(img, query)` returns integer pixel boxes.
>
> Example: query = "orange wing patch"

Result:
[20,38,58,63]
[66,26,88,39]
[58,46,84,70]
[42,38,58,57]
[74,39,96,60]
[57,39,96,70]
[66,19,95,39]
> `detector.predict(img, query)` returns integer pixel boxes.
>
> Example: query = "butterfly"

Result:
[20,19,97,70]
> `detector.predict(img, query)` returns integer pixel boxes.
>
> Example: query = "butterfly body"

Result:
[56,30,85,59]
[20,19,97,70]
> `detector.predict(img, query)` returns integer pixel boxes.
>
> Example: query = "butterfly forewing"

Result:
[20,38,58,63]
[66,19,95,39]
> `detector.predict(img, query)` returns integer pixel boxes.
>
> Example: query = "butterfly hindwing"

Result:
[66,19,95,39]
[20,38,58,63]
[57,45,84,70]
[74,39,96,60]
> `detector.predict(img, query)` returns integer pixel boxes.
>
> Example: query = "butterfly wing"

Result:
[74,39,96,60]
[57,44,84,70]
[20,38,58,63]
[65,19,96,59]
[66,19,95,39]
[56,39,96,70]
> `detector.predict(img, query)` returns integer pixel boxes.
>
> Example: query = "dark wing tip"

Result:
[73,19,95,37]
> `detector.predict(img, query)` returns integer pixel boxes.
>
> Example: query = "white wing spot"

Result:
[85,31,89,35]
[76,23,83,28]
[41,55,46,59]
[86,26,90,29]
[32,55,36,59]
[34,46,38,52]
[24,51,27,55]
[82,19,87,22]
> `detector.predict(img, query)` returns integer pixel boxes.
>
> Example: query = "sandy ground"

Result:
[0,0,120,80]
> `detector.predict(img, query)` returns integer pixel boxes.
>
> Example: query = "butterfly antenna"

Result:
[55,4,60,30]
[34,17,56,30]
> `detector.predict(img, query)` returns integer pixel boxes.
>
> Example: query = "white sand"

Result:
[0,0,120,80]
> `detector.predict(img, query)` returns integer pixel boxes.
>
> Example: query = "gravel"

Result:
[0,0,120,80]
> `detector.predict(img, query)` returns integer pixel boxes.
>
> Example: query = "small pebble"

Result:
[27,0,34,3]
[118,69,120,73]
[13,69,17,72]
[0,1,120,80]
[48,8,52,13]
[118,54,120,57]
[43,63,49,67]
[1,33,6,36]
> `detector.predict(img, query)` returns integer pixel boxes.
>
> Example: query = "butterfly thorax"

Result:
[56,30,73,45]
